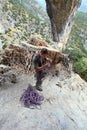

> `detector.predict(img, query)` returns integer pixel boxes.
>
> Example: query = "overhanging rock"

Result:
[45,0,81,45]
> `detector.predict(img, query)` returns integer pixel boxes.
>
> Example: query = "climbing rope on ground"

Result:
[20,84,44,108]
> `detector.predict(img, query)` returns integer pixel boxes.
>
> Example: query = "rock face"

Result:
[0,68,87,130]
[0,64,17,85]
[0,38,87,130]
[0,41,68,73]
[45,0,81,44]
[0,0,50,46]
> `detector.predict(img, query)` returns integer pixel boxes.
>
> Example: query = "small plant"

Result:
[2,44,7,49]
[2,4,8,12]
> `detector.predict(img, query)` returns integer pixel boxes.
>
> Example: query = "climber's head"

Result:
[40,48,48,58]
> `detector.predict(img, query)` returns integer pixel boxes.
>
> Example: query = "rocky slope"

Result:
[0,0,82,51]
[0,38,87,130]
[0,0,50,48]
[0,0,87,130]
[0,64,87,130]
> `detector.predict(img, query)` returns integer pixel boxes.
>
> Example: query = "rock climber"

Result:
[33,48,52,91]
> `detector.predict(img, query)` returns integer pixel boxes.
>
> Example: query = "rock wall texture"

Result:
[0,41,66,73]
[45,0,81,45]
[0,68,87,130]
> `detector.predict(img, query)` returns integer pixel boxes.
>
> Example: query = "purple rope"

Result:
[20,84,44,108]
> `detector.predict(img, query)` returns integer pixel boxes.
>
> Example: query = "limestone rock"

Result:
[1,42,69,73]
[0,68,87,130]
[28,37,51,48]
[0,65,17,86]
[45,0,81,44]
[0,64,11,74]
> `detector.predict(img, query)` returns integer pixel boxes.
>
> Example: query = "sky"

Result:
[35,0,46,9]
[78,0,87,12]
[35,0,87,12]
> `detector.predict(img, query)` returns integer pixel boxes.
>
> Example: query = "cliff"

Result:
[0,0,50,47]
[0,0,87,130]
[45,0,81,46]
[0,39,87,130]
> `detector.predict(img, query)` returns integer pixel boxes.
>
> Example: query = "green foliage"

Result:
[2,44,7,49]
[9,0,40,21]
[5,28,11,34]
[74,12,87,23]
[65,45,87,60]
[0,0,50,51]
[8,0,19,4]
[73,58,87,81]
[45,37,50,43]
[74,58,87,73]
[65,45,87,81]
[2,4,8,12]
[64,12,87,81]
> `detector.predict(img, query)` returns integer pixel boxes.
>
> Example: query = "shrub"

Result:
[2,44,7,49]
[73,58,87,81]
[64,12,87,81]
